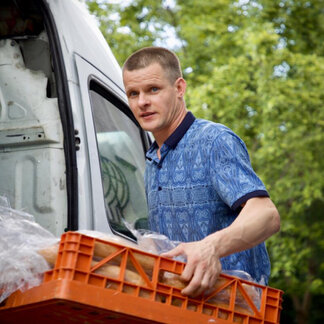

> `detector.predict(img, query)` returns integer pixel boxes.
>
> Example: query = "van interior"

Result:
[0,0,67,236]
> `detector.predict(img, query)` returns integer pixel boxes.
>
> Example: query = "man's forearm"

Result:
[203,197,280,258]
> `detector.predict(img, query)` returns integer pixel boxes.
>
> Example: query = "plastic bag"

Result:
[208,270,262,311]
[134,229,184,260]
[122,222,185,262]
[0,197,58,303]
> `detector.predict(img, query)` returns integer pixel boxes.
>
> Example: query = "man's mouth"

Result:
[140,112,155,119]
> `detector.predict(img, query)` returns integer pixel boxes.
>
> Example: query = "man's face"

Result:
[123,63,185,139]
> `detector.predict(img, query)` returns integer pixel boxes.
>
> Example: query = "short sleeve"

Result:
[210,130,269,210]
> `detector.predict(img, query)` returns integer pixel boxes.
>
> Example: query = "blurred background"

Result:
[83,0,324,322]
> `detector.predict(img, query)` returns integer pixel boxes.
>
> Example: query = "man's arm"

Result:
[161,197,280,297]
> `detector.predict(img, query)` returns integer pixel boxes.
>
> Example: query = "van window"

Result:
[89,85,148,238]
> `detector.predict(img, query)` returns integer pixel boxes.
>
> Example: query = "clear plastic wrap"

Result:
[209,270,262,311]
[0,197,59,303]
[133,229,185,261]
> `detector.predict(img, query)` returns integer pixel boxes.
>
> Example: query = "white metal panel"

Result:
[0,148,67,235]
[0,39,67,236]
[66,80,94,231]
[45,0,124,91]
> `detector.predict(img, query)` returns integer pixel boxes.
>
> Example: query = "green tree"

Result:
[86,1,324,322]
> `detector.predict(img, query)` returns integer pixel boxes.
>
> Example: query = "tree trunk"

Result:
[295,309,308,324]
[292,289,312,324]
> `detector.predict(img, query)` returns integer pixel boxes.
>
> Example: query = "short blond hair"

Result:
[123,47,182,83]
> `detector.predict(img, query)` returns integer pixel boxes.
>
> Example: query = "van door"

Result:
[75,55,149,240]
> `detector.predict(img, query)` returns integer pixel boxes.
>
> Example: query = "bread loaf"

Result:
[37,240,155,273]
[38,244,59,267]
[94,241,155,272]
[91,261,146,286]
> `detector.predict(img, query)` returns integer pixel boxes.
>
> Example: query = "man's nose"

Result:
[138,92,150,108]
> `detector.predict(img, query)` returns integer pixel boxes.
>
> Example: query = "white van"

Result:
[0,0,150,240]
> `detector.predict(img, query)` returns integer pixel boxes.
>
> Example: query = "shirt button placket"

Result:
[157,163,162,194]
[156,163,163,228]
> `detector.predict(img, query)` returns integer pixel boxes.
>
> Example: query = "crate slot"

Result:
[88,274,106,287]
[105,279,121,291]
[139,288,154,300]
[156,292,168,304]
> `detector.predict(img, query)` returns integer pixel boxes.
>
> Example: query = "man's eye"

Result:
[129,91,138,97]
[151,87,159,92]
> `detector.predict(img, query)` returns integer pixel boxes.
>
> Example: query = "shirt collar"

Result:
[164,111,196,148]
[146,111,196,161]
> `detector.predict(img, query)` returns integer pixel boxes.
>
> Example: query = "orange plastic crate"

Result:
[0,232,283,323]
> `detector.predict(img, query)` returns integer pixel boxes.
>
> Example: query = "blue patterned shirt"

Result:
[145,112,270,284]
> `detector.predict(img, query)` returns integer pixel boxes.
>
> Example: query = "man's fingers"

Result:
[160,243,185,258]
[180,259,195,282]
[202,272,220,297]
[181,265,207,297]
[181,259,222,297]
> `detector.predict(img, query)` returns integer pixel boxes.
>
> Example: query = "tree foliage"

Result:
[86,0,324,322]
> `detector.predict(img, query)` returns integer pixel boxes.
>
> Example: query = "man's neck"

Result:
[154,108,187,149]
[157,147,161,159]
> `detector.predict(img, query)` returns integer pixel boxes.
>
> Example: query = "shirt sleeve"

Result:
[209,130,269,210]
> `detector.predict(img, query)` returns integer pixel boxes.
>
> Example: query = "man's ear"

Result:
[175,77,186,98]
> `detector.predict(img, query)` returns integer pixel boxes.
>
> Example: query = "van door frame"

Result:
[38,0,79,231]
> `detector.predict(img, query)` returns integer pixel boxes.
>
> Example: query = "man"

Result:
[122,47,280,298]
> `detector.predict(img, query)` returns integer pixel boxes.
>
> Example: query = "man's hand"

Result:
[161,238,222,298]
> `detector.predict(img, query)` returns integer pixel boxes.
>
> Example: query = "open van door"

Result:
[75,54,149,239]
